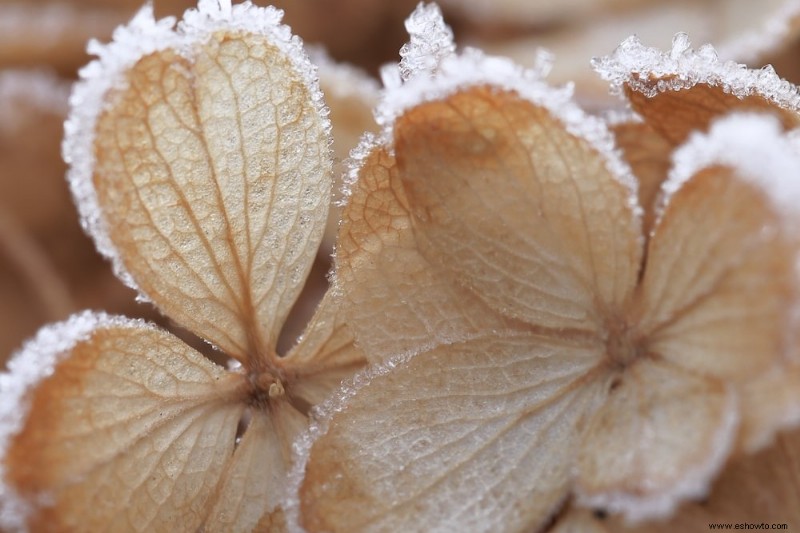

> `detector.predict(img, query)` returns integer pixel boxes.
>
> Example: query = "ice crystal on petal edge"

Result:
[375,3,641,220]
[0,312,152,531]
[63,0,329,302]
[592,32,800,111]
[666,113,800,223]
[398,2,455,82]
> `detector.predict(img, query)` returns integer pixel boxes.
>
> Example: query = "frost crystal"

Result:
[592,33,800,111]
[399,2,455,82]
[665,113,800,223]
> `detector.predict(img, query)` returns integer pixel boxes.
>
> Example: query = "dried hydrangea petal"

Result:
[738,364,800,452]
[593,33,800,145]
[294,334,607,533]
[394,86,642,332]
[555,427,800,531]
[637,114,800,383]
[204,406,304,532]
[0,313,245,532]
[282,290,366,406]
[334,142,521,362]
[65,2,332,362]
[575,359,736,521]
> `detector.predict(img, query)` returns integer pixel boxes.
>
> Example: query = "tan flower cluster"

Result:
[1,1,800,532]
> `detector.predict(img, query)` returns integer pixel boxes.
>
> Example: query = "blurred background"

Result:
[2,0,799,365]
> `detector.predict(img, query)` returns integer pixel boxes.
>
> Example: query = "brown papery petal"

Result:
[737,363,800,452]
[557,426,800,531]
[624,80,800,145]
[299,333,607,533]
[637,167,796,381]
[93,30,331,362]
[335,145,521,362]
[576,359,735,520]
[283,290,366,407]
[394,86,642,333]
[4,322,246,531]
[203,413,287,531]
[610,120,671,237]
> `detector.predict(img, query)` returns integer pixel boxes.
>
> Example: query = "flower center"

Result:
[605,320,643,368]
[247,367,288,407]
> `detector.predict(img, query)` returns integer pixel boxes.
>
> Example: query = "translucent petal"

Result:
[67,6,332,362]
[594,34,800,145]
[0,315,246,531]
[394,86,642,332]
[203,411,293,532]
[283,290,366,407]
[737,363,800,452]
[576,359,736,522]
[296,333,607,533]
[557,426,800,531]
[335,143,521,362]
[637,126,800,382]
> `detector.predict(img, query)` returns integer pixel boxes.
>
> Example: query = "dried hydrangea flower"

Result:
[288,6,800,531]
[0,2,364,531]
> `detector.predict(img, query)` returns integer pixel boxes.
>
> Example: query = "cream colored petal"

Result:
[283,290,366,407]
[638,165,796,382]
[559,426,800,531]
[71,8,331,362]
[203,412,288,532]
[335,144,522,362]
[297,333,607,533]
[576,359,736,521]
[0,314,246,532]
[394,86,642,332]
[737,363,800,452]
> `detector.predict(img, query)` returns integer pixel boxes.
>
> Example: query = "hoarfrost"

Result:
[665,113,800,222]
[592,32,800,112]
[338,132,383,206]
[399,2,455,82]
[0,312,155,532]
